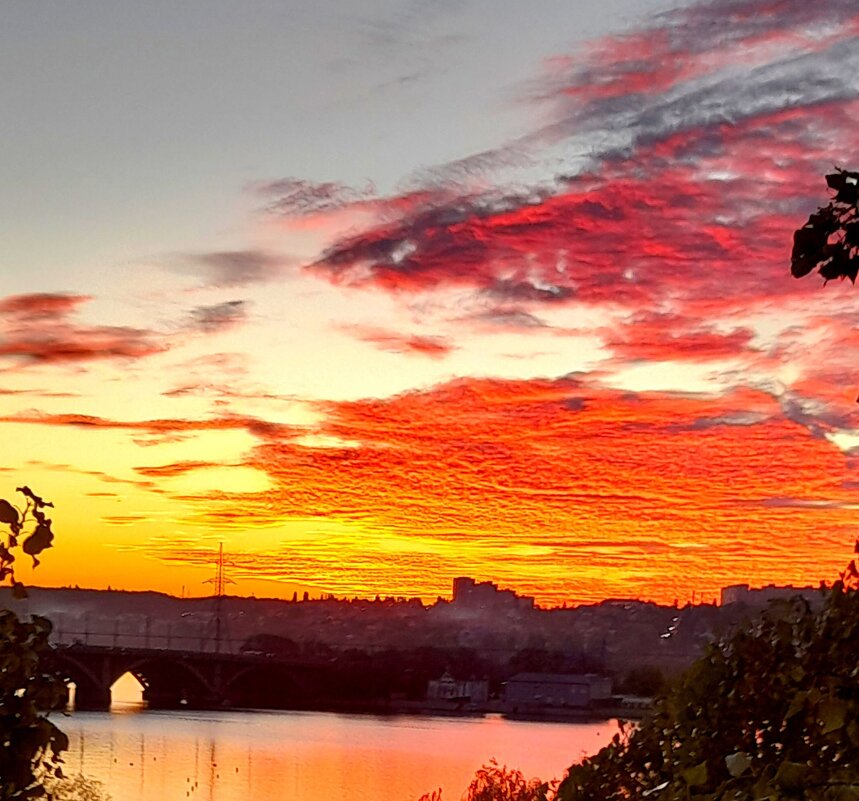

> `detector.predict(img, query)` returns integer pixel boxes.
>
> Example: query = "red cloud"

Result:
[134,461,223,478]
[0,293,91,317]
[299,0,858,403]
[602,313,757,363]
[0,411,300,439]
[313,98,859,311]
[0,292,163,365]
[0,332,162,363]
[346,326,454,358]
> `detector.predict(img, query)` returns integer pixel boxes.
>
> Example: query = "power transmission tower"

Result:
[203,543,235,653]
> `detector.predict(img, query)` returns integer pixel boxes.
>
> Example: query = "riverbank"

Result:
[288,697,648,722]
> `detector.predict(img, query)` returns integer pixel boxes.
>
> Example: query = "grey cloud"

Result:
[469,309,548,329]
[665,411,772,433]
[619,46,858,153]
[777,392,852,439]
[484,279,574,304]
[345,0,470,54]
[530,43,859,188]
[759,497,844,509]
[193,250,284,287]
[422,1,859,186]
[563,397,588,412]
[254,178,374,217]
[188,301,248,333]
[657,0,858,50]
[326,0,473,98]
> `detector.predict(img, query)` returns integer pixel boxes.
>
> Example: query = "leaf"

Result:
[786,690,808,719]
[725,751,752,778]
[825,169,859,204]
[22,522,54,560]
[820,256,844,281]
[775,761,808,790]
[642,780,669,797]
[819,698,847,734]
[51,728,69,753]
[682,761,708,787]
[0,499,19,526]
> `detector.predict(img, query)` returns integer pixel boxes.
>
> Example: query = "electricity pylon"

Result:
[203,543,236,653]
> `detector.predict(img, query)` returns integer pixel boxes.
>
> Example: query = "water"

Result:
[59,707,616,801]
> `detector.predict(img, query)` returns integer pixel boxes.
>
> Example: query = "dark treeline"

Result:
[241,633,642,705]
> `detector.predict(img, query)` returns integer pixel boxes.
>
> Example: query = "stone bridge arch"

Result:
[51,646,327,710]
[120,656,220,709]
[222,663,320,709]
[52,652,109,711]
[52,649,221,710]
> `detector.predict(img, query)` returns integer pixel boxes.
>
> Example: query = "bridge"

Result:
[52,643,327,711]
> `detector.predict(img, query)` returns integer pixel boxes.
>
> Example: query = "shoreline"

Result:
[67,699,648,723]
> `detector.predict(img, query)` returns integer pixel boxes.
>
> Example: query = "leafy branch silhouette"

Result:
[0,487,67,800]
[791,167,859,283]
[0,486,56,598]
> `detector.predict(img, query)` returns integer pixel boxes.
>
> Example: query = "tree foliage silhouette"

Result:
[419,760,555,801]
[556,589,859,801]
[791,168,859,283]
[0,487,68,800]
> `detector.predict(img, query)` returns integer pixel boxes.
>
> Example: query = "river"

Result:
[59,706,617,801]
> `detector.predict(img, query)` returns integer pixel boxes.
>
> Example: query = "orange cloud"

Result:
[136,376,858,604]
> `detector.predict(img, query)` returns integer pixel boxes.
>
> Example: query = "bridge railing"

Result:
[51,629,244,654]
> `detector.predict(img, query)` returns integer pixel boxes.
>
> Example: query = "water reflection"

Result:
[60,710,616,801]
[111,672,145,706]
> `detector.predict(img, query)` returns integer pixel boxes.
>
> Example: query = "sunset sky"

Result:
[2,0,859,606]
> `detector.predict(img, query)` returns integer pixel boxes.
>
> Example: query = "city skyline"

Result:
[2,0,859,605]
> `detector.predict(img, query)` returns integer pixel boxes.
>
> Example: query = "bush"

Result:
[0,487,68,800]
[420,760,555,801]
[40,773,110,801]
[0,611,68,800]
[556,585,859,801]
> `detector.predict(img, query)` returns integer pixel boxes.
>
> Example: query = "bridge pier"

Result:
[74,683,112,711]
[143,686,226,711]
[143,686,185,710]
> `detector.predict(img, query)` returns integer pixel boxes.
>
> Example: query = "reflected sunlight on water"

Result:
[60,709,616,801]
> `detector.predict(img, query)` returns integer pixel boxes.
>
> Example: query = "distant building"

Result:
[720,583,826,609]
[426,672,489,704]
[504,672,612,710]
[452,577,535,613]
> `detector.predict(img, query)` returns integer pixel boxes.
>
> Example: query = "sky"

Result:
[1,0,858,606]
